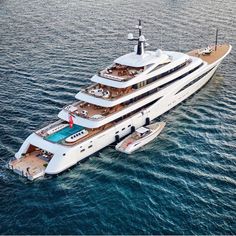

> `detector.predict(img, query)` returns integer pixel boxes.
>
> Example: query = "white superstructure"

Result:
[9,21,232,180]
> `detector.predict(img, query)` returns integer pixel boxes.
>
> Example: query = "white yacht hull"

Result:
[14,59,222,176]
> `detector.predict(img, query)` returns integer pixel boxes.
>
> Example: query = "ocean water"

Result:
[0,0,235,234]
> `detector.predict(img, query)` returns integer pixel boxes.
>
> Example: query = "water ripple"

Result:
[0,0,235,234]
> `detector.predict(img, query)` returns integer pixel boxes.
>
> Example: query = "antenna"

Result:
[215,28,218,51]
[127,20,147,55]
[160,27,162,49]
[138,19,142,37]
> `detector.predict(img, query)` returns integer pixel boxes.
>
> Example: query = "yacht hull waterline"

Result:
[8,22,232,180]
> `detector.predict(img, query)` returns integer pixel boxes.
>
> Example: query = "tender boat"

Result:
[115,122,166,154]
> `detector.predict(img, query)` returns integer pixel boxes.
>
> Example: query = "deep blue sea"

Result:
[0,0,235,234]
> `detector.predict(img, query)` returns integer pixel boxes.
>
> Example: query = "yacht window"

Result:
[159,63,204,89]
[131,61,188,90]
[147,61,188,84]
[88,145,93,148]
[148,62,170,74]
[114,97,163,123]
[81,149,85,152]
[175,65,216,94]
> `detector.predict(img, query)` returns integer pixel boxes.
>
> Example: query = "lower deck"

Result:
[36,118,116,146]
[9,150,49,180]
[60,122,115,146]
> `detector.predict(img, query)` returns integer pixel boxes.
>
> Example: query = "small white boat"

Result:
[115,122,166,154]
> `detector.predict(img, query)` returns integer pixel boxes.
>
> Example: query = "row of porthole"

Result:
[71,130,85,139]
[78,123,134,153]
[115,124,132,134]
[80,144,93,153]
[63,143,93,156]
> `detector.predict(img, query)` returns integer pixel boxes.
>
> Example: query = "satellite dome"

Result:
[139,35,146,42]
[128,33,134,40]
[156,49,163,57]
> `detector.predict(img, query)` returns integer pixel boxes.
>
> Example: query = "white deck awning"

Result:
[136,127,149,134]
[114,50,170,67]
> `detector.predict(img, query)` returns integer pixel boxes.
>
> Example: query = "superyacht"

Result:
[9,21,232,180]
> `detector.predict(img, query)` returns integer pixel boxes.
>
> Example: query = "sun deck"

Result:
[188,44,230,64]
[99,64,144,81]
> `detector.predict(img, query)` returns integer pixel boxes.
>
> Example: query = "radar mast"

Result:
[127,20,148,55]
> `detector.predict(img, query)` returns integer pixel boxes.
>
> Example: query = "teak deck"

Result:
[85,84,133,100]
[74,102,124,118]
[100,66,144,81]
[188,44,230,64]
[9,151,46,180]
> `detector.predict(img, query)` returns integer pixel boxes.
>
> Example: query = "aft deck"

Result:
[9,151,48,180]
[188,44,230,64]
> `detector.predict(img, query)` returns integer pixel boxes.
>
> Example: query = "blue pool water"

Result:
[0,0,235,234]
[45,125,83,142]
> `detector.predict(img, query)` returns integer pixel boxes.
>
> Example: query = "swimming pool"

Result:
[45,125,84,143]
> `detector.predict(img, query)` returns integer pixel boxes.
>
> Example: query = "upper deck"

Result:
[188,44,231,64]
[92,51,189,88]
[98,50,170,82]
[76,55,201,108]
[99,64,144,82]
